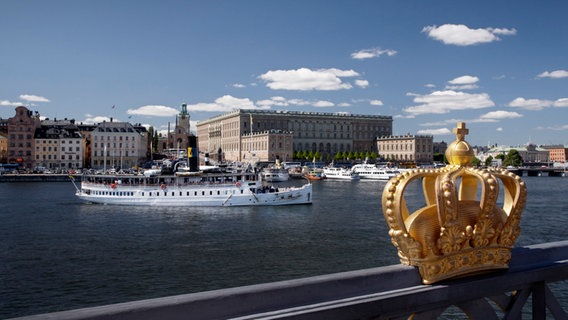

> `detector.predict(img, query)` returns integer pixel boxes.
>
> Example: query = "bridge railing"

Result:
[14,241,568,320]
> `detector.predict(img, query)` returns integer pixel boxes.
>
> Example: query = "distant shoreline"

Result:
[0,174,81,183]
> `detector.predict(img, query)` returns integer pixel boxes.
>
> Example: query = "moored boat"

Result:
[322,166,360,180]
[72,168,312,207]
[351,162,399,180]
[261,167,290,182]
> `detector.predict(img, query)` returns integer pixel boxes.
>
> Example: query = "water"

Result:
[1,176,567,318]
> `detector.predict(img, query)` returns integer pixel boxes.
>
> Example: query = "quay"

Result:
[13,241,568,319]
[509,167,567,177]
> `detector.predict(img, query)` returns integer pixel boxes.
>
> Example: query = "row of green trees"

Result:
[293,150,379,162]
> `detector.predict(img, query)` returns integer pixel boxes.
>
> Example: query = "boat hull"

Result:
[76,183,312,207]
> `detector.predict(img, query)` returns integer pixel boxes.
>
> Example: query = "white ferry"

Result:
[351,163,399,180]
[73,169,312,207]
[322,167,360,180]
[260,167,290,182]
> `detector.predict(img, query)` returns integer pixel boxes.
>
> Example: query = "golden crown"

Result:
[382,122,527,284]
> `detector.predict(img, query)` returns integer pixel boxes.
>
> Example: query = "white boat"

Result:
[261,158,290,182]
[72,169,312,207]
[322,167,360,180]
[351,163,399,180]
[261,167,290,182]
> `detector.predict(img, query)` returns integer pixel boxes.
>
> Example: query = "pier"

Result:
[508,167,567,177]
[14,241,568,319]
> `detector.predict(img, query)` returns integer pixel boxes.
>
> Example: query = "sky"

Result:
[1,0,567,147]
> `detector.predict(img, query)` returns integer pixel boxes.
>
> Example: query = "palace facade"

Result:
[196,109,393,162]
[377,134,434,163]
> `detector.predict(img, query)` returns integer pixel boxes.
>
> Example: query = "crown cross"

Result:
[453,122,469,141]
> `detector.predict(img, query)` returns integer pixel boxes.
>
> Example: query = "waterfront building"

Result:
[433,140,448,155]
[89,120,148,170]
[34,119,83,170]
[0,133,7,164]
[377,134,433,163]
[196,109,392,162]
[545,145,568,164]
[6,106,41,169]
[480,143,550,164]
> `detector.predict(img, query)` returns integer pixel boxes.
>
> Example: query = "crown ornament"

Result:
[382,122,527,284]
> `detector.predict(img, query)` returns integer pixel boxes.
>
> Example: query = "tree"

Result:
[471,157,481,167]
[485,155,493,167]
[334,152,343,161]
[433,153,445,163]
[502,149,523,167]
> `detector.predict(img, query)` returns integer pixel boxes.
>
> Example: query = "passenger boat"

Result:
[261,167,290,182]
[322,166,360,180]
[260,158,290,182]
[72,167,312,207]
[351,163,399,180]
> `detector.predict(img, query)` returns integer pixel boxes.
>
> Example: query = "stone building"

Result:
[196,109,392,162]
[546,145,568,163]
[34,119,83,170]
[90,120,148,169]
[6,106,41,169]
[0,133,7,164]
[377,134,434,163]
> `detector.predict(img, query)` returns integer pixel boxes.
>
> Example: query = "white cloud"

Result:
[20,94,50,102]
[370,99,384,106]
[446,76,479,90]
[256,96,335,108]
[337,102,351,107]
[496,127,504,132]
[127,105,179,117]
[187,95,266,112]
[0,100,22,107]
[508,97,552,110]
[448,75,479,85]
[422,24,516,46]
[537,70,568,79]
[403,90,495,115]
[259,68,358,91]
[355,79,369,88]
[313,100,334,107]
[83,114,112,124]
[417,128,452,135]
[479,110,523,120]
[425,83,436,88]
[553,98,568,107]
[232,83,246,88]
[351,48,397,60]
[445,84,479,90]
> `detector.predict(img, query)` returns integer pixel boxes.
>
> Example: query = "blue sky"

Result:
[1,0,567,147]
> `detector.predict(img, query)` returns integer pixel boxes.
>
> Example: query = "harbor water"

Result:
[1,176,568,318]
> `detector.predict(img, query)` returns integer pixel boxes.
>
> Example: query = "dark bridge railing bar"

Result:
[13,241,568,320]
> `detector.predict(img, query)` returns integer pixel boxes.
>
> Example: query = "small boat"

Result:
[261,158,290,182]
[322,166,360,180]
[261,167,290,182]
[304,170,325,180]
[72,167,312,207]
[351,162,399,180]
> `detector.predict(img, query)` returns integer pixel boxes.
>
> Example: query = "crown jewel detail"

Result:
[382,122,527,284]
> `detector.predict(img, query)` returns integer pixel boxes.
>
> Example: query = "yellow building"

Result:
[197,109,392,162]
[377,134,433,163]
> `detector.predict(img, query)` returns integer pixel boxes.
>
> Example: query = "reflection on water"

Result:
[1,176,567,318]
